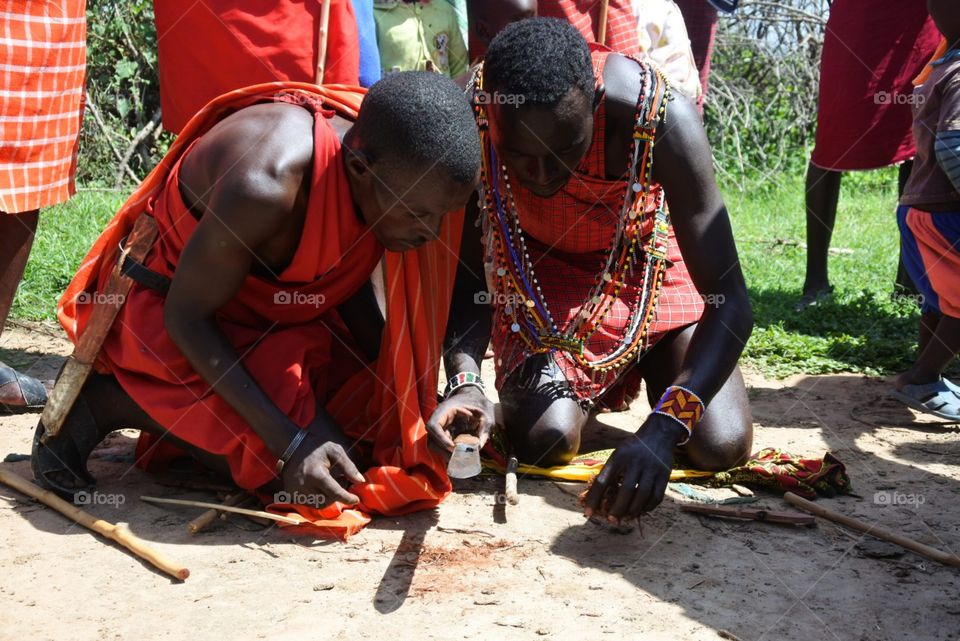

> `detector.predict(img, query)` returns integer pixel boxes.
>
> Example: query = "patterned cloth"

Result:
[673,0,718,106]
[632,0,702,101]
[0,1,86,214]
[483,441,850,500]
[58,83,463,541]
[484,50,705,402]
[538,0,640,56]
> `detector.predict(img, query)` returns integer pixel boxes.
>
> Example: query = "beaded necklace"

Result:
[472,62,671,373]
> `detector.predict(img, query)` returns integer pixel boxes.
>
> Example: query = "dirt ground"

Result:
[2,322,959,641]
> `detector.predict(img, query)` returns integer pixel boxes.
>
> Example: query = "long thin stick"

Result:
[187,491,248,534]
[315,0,332,84]
[597,0,610,46]
[141,495,301,526]
[0,468,189,581]
[682,503,815,526]
[784,492,960,568]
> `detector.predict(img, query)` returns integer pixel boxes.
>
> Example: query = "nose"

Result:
[526,155,561,188]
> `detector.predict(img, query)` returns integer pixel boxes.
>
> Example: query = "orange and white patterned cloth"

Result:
[0,1,86,215]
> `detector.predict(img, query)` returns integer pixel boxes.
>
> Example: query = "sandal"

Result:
[890,380,960,422]
[794,285,835,312]
[0,362,47,412]
[31,395,101,501]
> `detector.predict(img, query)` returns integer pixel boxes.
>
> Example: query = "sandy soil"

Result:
[2,322,959,641]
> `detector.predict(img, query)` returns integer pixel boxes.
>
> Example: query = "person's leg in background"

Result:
[800,163,842,309]
[895,160,920,295]
[0,209,48,408]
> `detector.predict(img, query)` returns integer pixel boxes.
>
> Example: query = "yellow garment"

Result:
[483,448,715,483]
[373,0,469,78]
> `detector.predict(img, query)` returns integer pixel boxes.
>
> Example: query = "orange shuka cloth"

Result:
[0,0,86,214]
[58,83,461,540]
[154,0,361,134]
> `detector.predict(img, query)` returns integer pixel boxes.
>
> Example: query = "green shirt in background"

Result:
[373,0,469,79]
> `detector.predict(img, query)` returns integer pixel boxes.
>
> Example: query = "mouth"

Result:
[524,177,568,197]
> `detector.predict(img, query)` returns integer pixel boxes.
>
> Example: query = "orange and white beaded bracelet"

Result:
[651,385,705,445]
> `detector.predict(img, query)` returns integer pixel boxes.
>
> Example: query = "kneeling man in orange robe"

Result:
[33,73,484,538]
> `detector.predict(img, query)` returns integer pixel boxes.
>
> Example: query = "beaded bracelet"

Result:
[651,385,705,446]
[443,372,485,400]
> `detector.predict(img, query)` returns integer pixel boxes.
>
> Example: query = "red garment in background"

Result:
[538,0,640,56]
[810,0,940,171]
[673,0,719,105]
[154,0,360,134]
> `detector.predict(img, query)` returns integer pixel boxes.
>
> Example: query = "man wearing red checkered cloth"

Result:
[429,18,753,524]
[0,1,87,410]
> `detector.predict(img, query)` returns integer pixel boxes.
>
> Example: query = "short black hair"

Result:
[355,71,480,185]
[484,18,595,106]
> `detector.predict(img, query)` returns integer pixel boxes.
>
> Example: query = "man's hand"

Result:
[582,413,687,523]
[281,433,366,507]
[426,386,495,452]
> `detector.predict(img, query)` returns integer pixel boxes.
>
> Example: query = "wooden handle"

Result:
[315,0,332,84]
[597,0,610,46]
[505,456,519,506]
[0,468,189,581]
[784,492,960,568]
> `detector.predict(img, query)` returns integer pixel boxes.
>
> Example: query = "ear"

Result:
[593,83,605,111]
[344,147,373,184]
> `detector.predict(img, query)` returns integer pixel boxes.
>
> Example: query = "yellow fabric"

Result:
[373,0,469,78]
[483,448,716,483]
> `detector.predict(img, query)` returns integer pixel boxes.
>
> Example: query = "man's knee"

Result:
[683,417,753,471]
[500,386,585,467]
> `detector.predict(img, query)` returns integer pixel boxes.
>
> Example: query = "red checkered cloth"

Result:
[486,50,704,403]
[538,0,640,56]
[0,1,86,214]
[673,0,718,106]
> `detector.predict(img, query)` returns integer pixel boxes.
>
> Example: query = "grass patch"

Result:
[727,167,924,378]
[10,169,928,379]
[11,190,124,322]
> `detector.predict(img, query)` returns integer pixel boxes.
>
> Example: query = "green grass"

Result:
[10,169,928,378]
[727,167,925,378]
[11,189,123,322]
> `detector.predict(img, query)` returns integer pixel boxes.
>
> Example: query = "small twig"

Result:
[85,90,139,184]
[114,108,160,190]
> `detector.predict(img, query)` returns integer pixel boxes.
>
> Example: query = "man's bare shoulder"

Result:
[180,102,316,214]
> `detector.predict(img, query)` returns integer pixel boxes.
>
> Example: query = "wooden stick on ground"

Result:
[504,455,519,506]
[784,492,960,568]
[315,0,332,84]
[597,0,610,46]
[0,468,189,581]
[681,503,815,526]
[186,491,248,534]
[141,495,301,526]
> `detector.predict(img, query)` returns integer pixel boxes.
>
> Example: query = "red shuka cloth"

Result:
[810,0,941,171]
[58,84,462,539]
[538,0,640,56]
[154,0,360,134]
